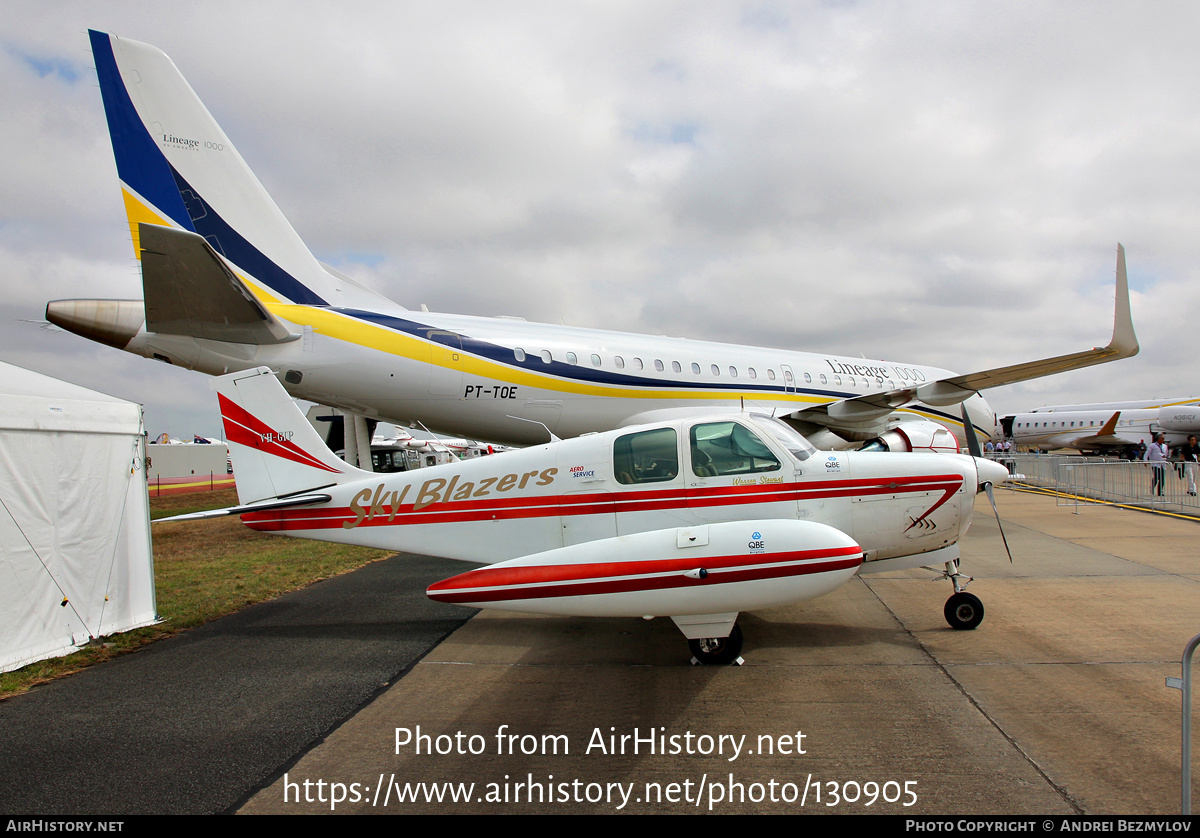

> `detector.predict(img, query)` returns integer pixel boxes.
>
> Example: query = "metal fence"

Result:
[995,453,1200,513]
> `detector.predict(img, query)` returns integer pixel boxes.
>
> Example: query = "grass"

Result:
[0,488,391,700]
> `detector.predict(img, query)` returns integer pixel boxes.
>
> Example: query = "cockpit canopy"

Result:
[613,414,816,486]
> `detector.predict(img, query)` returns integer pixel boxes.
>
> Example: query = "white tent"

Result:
[0,361,156,673]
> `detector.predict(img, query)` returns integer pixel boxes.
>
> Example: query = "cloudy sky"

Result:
[3,1,1197,439]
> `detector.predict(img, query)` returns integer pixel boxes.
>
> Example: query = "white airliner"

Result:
[47,32,1138,456]
[1004,400,1200,455]
[163,366,1013,663]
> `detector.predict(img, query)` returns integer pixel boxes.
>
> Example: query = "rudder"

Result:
[215,367,363,504]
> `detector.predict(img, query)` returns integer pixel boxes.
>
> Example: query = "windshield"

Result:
[748,415,817,462]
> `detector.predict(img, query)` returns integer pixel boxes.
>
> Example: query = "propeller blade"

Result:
[960,403,983,457]
[983,482,1014,563]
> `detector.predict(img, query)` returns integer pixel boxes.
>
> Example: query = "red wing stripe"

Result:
[429,545,862,592]
[428,553,863,604]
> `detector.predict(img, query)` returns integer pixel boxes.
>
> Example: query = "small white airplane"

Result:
[1004,400,1200,455]
[161,366,1012,663]
[46,31,1138,457]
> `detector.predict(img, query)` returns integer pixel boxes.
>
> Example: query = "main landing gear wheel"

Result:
[688,624,744,665]
[944,592,984,630]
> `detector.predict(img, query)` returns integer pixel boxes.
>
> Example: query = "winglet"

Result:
[1109,244,1138,358]
[1098,410,1121,437]
[928,244,1139,395]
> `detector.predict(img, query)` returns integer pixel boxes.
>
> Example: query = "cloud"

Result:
[3,1,1196,435]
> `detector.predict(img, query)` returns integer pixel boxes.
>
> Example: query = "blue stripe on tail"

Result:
[89,30,192,230]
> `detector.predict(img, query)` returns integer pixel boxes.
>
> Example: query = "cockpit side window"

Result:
[614,427,679,485]
[689,421,781,477]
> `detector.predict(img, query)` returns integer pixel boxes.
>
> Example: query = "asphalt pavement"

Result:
[0,553,475,815]
[4,489,1198,815]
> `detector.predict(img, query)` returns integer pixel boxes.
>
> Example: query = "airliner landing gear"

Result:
[937,557,985,630]
[688,624,744,665]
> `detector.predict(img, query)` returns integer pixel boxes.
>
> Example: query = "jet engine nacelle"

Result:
[426,519,863,619]
[863,421,960,455]
[1158,406,1200,432]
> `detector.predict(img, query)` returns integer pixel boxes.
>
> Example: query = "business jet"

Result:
[1004,401,1200,456]
[1021,397,1200,413]
[162,367,1012,663]
[47,31,1138,459]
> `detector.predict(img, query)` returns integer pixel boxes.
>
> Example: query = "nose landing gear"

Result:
[936,556,985,630]
[944,591,984,630]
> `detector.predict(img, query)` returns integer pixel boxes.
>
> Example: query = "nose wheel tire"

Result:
[688,624,744,665]
[944,592,984,630]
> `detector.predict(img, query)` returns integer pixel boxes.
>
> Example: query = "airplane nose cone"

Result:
[974,457,1010,491]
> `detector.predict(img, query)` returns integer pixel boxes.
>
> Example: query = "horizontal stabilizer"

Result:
[140,224,298,344]
[154,493,332,523]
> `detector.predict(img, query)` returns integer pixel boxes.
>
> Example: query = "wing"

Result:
[785,244,1137,434]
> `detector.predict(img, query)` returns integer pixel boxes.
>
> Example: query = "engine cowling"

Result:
[861,421,960,454]
[1158,406,1200,432]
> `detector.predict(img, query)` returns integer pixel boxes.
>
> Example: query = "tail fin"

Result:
[89,30,339,307]
[216,367,364,504]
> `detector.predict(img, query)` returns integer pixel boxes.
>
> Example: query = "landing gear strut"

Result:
[688,624,744,665]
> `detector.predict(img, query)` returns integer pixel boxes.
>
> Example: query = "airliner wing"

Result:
[915,244,1137,404]
[790,244,1138,427]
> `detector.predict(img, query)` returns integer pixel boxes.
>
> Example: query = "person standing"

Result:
[1182,435,1200,496]
[1144,432,1169,497]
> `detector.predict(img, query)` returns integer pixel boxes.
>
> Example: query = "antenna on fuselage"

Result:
[506,415,561,443]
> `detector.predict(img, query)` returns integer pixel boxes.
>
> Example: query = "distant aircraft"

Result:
[304,405,506,471]
[1016,397,1200,413]
[48,31,1137,458]
[1004,400,1200,456]
[163,367,1012,663]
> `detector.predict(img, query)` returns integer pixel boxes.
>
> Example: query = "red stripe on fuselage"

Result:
[240,474,964,531]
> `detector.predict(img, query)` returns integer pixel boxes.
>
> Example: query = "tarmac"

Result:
[238,487,1200,815]
[3,487,1198,815]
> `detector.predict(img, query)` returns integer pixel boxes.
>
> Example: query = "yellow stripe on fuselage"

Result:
[263,303,983,438]
[266,303,830,404]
